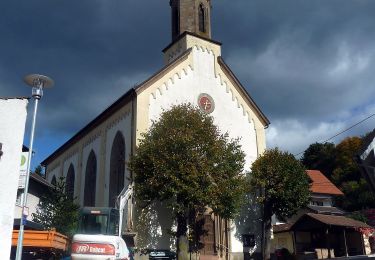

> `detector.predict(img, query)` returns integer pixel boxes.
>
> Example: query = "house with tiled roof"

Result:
[271,170,373,259]
[305,170,345,216]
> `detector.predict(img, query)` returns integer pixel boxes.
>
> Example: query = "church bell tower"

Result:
[170,0,212,41]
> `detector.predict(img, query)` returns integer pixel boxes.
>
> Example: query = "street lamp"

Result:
[15,74,53,260]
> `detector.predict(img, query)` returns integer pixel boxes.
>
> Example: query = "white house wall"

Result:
[14,193,39,221]
[0,98,28,260]
[361,136,375,160]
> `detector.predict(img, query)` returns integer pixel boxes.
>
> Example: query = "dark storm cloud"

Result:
[214,0,375,121]
[1,0,375,161]
[0,0,169,133]
[211,0,375,153]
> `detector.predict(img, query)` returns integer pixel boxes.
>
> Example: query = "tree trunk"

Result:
[177,212,189,260]
[263,206,272,260]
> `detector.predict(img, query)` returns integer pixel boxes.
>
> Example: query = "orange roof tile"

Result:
[307,170,344,196]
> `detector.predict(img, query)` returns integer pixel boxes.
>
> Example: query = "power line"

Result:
[294,112,375,157]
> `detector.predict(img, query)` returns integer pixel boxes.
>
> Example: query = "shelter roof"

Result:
[295,213,372,229]
[30,173,53,188]
[307,170,343,195]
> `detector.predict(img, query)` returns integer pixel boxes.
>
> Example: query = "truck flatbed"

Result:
[12,230,69,251]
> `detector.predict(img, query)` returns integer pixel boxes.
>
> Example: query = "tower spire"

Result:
[170,0,212,41]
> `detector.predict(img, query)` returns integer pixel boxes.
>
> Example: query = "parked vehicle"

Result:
[71,185,132,260]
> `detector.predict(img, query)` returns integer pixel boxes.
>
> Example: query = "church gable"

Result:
[135,34,268,169]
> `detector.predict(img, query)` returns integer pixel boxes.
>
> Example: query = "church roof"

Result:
[42,46,269,166]
[162,31,222,53]
[41,49,191,166]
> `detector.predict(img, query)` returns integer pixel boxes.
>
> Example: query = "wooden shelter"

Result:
[290,213,373,258]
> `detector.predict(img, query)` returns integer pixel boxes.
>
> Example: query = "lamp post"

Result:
[15,74,53,260]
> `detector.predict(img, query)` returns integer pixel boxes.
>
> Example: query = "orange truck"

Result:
[12,229,69,259]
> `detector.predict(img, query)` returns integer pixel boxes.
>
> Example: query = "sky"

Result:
[1,0,375,169]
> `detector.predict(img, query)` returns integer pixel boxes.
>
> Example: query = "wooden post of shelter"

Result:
[326,227,331,259]
[343,228,348,257]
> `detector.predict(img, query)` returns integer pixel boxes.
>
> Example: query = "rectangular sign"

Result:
[18,152,29,188]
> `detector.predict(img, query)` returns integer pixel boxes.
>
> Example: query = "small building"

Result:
[358,128,375,192]
[11,168,71,259]
[14,172,53,227]
[272,170,373,259]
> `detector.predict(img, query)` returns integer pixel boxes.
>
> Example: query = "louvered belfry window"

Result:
[199,4,206,33]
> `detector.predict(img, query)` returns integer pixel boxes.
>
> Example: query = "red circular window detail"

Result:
[198,94,215,113]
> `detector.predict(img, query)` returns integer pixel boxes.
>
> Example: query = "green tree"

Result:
[301,136,375,211]
[34,165,44,177]
[32,176,80,237]
[250,148,311,260]
[301,142,336,178]
[128,104,246,258]
[331,137,375,210]
[332,137,363,184]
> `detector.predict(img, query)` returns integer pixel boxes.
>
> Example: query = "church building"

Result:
[42,1,270,259]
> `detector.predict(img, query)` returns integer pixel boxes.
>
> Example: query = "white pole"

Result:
[15,85,41,260]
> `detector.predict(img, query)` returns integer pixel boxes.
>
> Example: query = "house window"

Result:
[199,4,206,33]
[311,201,323,206]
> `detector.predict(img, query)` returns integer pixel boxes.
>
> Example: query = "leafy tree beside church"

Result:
[128,104,247,258]
[32,177,80,237]
[249,148,311,260]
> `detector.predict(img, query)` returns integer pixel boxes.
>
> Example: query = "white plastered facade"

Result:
[0,98,28,260]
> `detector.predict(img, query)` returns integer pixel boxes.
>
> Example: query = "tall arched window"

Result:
[51,175,57,186]
[109,131,126,207]
[199,4,206,33]
[84,150,97,207]
[66,164,75,200]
